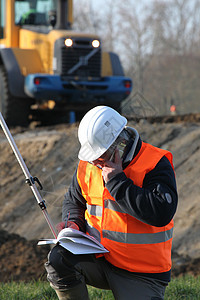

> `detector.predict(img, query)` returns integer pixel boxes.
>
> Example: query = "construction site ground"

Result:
[0,113,200,282]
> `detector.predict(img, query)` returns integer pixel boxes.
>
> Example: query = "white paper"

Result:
[38,228,109,254]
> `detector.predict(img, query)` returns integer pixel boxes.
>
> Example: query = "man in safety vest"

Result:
[45,106,178,300]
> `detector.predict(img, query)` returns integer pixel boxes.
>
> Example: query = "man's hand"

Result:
[56,221,79,233]
[102,149,123,183]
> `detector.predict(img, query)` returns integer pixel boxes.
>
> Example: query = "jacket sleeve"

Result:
[106,156,178,227]
[62,166,86,232]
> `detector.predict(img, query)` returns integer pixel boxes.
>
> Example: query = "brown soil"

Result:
[0,113,200,282]
[0,229,50,282]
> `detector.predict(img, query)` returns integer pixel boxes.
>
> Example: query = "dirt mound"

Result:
[127,112,200,124]
[172,252,200,277]
[0,229,50,282]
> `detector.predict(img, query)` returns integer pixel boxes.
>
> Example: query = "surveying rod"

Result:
[0,112,57,238]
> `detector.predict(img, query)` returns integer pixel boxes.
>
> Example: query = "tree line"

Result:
[73,0,200,115]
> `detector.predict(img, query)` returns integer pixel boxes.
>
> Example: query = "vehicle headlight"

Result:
[92,39,100,48]
[65,38,73,47]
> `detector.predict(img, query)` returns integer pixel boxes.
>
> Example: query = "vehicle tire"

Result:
[0,66,32,127]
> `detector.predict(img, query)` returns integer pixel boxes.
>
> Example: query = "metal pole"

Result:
[0,112,57,238]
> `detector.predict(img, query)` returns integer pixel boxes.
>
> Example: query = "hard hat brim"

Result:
[78,141,103,162]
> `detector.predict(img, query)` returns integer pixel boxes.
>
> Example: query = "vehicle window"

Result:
[0,0,5,39]
[15,0,56,26]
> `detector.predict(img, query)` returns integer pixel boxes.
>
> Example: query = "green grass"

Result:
[0,275,200,299]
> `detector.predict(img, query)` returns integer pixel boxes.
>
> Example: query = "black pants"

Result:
[45,245,167,300]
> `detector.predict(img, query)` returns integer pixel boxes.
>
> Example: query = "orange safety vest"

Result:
[77,142,174,273]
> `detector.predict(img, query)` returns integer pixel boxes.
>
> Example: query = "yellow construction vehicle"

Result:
[0,0,132,126]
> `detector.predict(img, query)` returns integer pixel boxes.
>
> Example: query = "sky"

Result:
[83,0,168,11]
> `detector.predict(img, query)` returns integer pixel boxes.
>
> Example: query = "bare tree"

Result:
[149,0,200,55]
[115,0,154,93]
[73,0,102,33]
[98,0,115,52]
[143,0,200,114]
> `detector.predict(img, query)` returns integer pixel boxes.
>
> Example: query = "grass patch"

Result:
[165,275,200,299]
[0,275,200,299]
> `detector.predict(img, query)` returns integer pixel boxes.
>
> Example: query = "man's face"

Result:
[90,129,131,168]
[91,147,114,168]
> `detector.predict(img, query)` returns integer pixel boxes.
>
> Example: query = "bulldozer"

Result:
[0,0,132,126]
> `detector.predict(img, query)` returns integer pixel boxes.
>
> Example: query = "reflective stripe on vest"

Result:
[87,200,125,215]
[86,222,173,244]
[87,203,102,216]
[102,228,173,244]
[77,141,175,273]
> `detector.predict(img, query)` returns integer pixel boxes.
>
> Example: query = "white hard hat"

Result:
[78,106,127,161]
